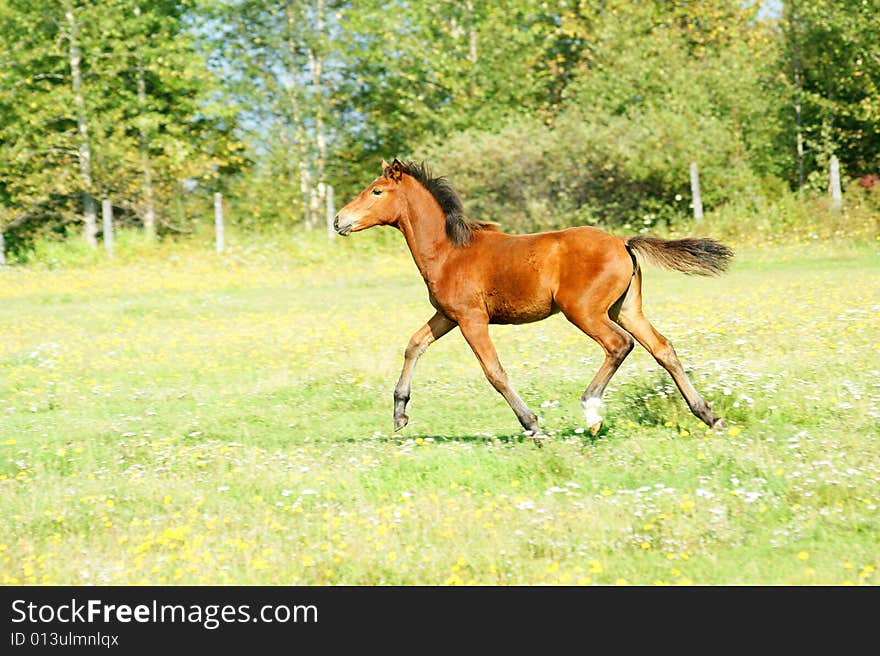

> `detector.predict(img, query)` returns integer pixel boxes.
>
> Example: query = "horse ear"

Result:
[386,158,404,182]
[381,159,390,172]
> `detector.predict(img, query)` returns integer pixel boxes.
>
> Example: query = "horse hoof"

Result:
[393,414,409,432]
[531,432,548,448]
[524,429,548,448]
[589,421,602,436]
[711,417,725,431]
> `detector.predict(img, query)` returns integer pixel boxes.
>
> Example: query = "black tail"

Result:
[625,236,733,276]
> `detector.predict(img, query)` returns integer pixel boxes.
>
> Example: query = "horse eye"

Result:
[372,189,382,196]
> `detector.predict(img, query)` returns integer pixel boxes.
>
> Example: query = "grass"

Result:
[0,228,878,585]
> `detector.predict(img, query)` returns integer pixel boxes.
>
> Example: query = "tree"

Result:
[781,0,880,190]
[0,0,100,247]
[200,0,338,228]
[332,0,583,191]
[96,0,243,239]
[0,0,241,254]
[422,0,787,231]
[63,0,99,246]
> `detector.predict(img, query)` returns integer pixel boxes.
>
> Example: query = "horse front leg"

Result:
[457,317,546,445]
[393,312,457,431]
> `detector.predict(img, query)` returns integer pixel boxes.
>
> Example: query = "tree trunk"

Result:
[325,184,335,240]
[787,1,805,192]
[299,161,312,228]
[285,1,313,226]
[794,87,805,192]
[134,5,157,240]
[307,0,327,226]
[466,0,478,96]
[0,229,6,266]
[64,0,98,247]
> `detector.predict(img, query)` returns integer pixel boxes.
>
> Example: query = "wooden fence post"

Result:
[214,192,224,254]
[101,198,114,258]
[829,155,842,211]
[309,187,320,229]
[326,184,335,240]
[689,162,704,223]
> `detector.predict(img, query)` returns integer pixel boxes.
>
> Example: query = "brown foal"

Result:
[334,159,733,442]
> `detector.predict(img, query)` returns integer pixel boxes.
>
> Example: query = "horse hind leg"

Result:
[612,269,723,429]
[559,306,635,435]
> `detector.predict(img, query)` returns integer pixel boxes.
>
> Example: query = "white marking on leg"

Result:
[581,397,604,428]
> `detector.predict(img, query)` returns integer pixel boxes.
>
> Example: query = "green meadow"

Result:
[1,231,878,585]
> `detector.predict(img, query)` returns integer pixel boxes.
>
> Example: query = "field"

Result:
[1,230,878,585]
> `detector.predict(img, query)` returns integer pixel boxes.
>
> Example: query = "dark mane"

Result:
[397,160,499,247]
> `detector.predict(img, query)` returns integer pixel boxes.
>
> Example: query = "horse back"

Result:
[438,227,631,324]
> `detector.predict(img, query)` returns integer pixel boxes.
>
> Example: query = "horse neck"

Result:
[397,177,455,281]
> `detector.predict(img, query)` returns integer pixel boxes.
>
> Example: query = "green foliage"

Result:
[421,110,765,233]
[781,0,880,180]
[2,0,880,253]
[0,0,82,237]
[197,0,344,227]
[0,0,240,254]
[703,184,880,246]
[333,1,578,169]
[92,1,244,210]
[13,227,169,268]
[420,1,789,231]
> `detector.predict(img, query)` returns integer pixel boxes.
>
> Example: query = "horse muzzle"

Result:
[333,211,358,236]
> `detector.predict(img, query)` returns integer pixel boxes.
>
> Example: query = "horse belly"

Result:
[487,292,557,325]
